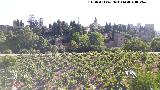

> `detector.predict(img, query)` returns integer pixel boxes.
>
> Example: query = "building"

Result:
[126,23,155,42]
[89,17,102,32]
[144,24,154,30]
[138,24,155,41]
[84,26,90,34]
[0,25,13,32]
[114,33,125,47]
[107,32,125,47]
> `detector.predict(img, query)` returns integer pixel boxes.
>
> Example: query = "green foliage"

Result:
[5,26,39,53]
[18,49,30,54]
[0,49,158,89]
[0,31,7,52]
[71,32,80,43]
[70,40,78,51]
[1,26,54,54]
[2,49,12,54]
[34,36,52,53]
[0,56,16,68]
[150,37,160,52]
[70,32,105,52]
[88,31,105,46]
[129,71,159,90]
[79,34,90,49]
[123,38,149,52]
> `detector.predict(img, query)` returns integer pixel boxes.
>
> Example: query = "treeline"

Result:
[0,15,158,53]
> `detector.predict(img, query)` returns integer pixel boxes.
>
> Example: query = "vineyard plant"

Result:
[0,49,160,90]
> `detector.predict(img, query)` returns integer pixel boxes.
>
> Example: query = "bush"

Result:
[29,49,40,54]
[0,56,16,68]
[123,38,149,52]
[18,49,30,54]
[2,49,12,54]
[129,71,159,90]
[150,37,160,52]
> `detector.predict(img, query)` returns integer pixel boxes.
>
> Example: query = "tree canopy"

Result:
[123,38,149,52]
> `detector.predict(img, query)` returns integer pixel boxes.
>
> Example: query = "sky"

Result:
[0,0,160,31]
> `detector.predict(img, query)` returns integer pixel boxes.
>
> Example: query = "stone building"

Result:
[114,33,125,47]
[89,17,103,32]
[0,25,13,32]
[107,33,125,47]
[126,23,155,42]
[138,24,155,41]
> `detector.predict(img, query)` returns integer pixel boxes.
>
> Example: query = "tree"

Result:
[70,32,106,52]
[88,31,105,46]
[19,20,24,27]
[34,36,53,53]
[69,21,83,34]
[127,24,131,33]
[16,19,19,26]
[61,21,69,35]
[104,22,112,33]
[78,34,90,52]
[27,14,36,28]
[5,26,39,53]
[150,37,160,52]
[0,31,7,52]
[70,40,78,51]
[39,18,43,27]
[79,34,90,47]
[123,38,149,52]
[71,32,80,43]
[122,25,127,33]
[51,20,64,37]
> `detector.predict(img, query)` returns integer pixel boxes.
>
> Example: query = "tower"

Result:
[94,17,97,23]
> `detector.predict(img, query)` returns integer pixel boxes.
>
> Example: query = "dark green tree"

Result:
[5,26,39,53]
[27,14,36,28]
[104,22,111,33]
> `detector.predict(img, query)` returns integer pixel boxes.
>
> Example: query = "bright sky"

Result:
[0,0,160,31]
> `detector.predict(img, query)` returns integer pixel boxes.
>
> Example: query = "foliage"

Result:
[129,71,159,90]
[150,37,160,52]
[5,26,38,53]
[70,32,105,52]
[1,26,54,53]
[2,49,13,54]
[123,38,149,52]
[88,31,105,46]
[77,34,90,52]
[70,40,78,51]
[18,49,30,54]
[0,56,16,68]
[0,49,158,89]
[71,32,80,43]
[0,31,7,52]
[0,16,157,53]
